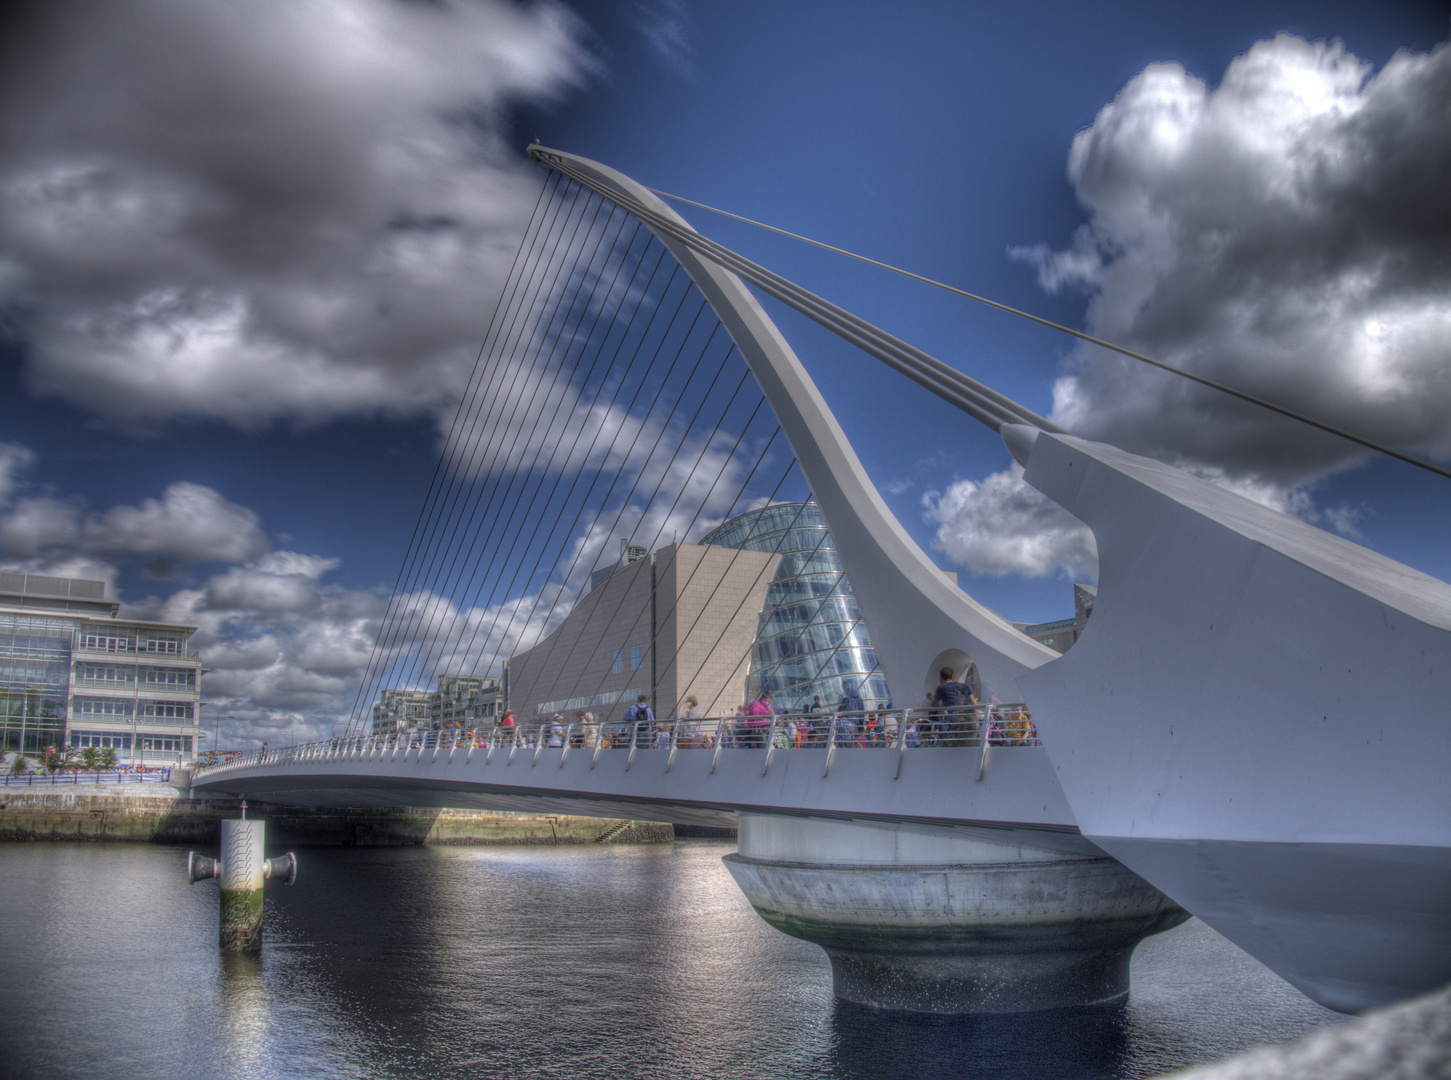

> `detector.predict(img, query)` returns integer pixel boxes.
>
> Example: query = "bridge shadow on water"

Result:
[826,999,1129,1080]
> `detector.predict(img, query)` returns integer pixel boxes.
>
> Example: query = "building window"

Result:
[139,701,194,720]
[74,696,134,719]
[139,735,192,754]
[629,644,642,671]
[612,649,625,675]
[69,731,131,750]
[140,666,195,688]
[76,663,136,686]
[81,634,133,653]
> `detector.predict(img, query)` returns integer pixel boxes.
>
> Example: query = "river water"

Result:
[0,840,1341,1080]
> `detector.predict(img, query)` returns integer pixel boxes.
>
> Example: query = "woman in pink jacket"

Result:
[743,690,775,749]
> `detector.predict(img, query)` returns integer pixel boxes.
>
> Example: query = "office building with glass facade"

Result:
[700,501,892,711]
[0,573,203,765]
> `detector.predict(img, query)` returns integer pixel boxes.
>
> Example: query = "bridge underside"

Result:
[193,745,1100,857]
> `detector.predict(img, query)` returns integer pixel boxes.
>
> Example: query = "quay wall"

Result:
[0,786,674,846]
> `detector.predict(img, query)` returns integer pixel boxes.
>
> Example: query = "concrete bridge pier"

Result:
[722,815,1188,1014]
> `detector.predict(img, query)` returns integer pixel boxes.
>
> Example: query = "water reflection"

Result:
[828,1000,1129,1080]
[0,841,1342,1080]
[216,953,271,1079]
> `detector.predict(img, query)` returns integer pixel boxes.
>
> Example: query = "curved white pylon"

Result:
[529,146,1056,702]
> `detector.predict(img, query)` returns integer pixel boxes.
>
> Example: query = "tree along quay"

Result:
[0,787,674,846]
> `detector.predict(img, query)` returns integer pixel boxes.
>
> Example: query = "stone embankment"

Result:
[0,784,673,846]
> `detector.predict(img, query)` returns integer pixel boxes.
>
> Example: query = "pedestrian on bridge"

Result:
[743,690,774,749]
[623,695,654,749]
[678,697,703,747]
[835,682,865,747]
[932,668,972,745]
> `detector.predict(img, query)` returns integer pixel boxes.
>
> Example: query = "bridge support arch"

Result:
[723,814,1187,1013]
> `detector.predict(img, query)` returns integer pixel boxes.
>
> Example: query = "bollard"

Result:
[187,801,297,951]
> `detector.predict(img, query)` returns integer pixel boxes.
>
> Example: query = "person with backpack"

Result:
[931,667,971,745]
[835,681,865,747]
[622,694,654,750]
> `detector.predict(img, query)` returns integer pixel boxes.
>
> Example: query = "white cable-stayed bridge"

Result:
[194,146,1451,1017]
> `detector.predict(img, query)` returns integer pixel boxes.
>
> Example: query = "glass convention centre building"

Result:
[701,501,891,711]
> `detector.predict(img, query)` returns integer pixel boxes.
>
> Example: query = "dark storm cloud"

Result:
[0,0,590,427]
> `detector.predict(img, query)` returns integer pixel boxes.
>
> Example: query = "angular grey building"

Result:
[505,541,778,722]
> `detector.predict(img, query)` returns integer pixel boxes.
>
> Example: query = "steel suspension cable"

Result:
[495,322,748,696]
[543,157,1054,433]
[457,323,736,689]
[352,177,598,732]
[408,256,693,706]
[398,199,636,690]
[491,338,755,695]
[406,206,644,690]
[371,183,608,704]
[419,218,674,683]
[476,288,718,697]
[345,170,557,733]
[645,185,1451,483]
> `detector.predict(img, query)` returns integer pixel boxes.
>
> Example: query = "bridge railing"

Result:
[194,706,1038,777]
[0,770,172,787]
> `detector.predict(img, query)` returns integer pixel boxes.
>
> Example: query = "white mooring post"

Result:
[187,800,297,951]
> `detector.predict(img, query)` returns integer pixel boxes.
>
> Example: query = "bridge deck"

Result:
[192,739,1093,855]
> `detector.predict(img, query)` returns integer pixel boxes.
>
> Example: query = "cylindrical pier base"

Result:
[723,815,1188,1014]
[218,818,267,952]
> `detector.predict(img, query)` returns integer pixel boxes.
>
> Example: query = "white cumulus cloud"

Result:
[0,0,590,428]
[1014,33,1451,487]
[940,33,1451,583]
[923,466,1096,579]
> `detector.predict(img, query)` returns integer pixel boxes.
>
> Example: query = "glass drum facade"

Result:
[701,502,891,711]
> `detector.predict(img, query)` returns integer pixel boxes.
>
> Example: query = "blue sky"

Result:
[1,0,1447,746]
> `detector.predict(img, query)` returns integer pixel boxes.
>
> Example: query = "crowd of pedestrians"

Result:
[379,667,1036,753]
